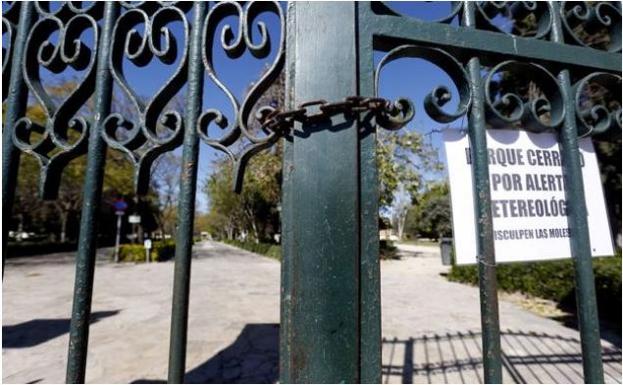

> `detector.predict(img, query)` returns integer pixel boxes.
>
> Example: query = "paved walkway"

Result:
[2,242,621,383]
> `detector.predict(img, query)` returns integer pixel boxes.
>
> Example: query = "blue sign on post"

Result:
[113,199,128,214]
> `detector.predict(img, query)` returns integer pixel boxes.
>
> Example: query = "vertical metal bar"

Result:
[461,3,503,383]
[167,2,205,383]
[279,2,296,383]
[2,2,34,275]
[285,2,360,382]
[65,3,120,382]
[356,3,382,383]
[550,3,605,382]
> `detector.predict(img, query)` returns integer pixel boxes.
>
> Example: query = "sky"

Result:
[11,2,490,213]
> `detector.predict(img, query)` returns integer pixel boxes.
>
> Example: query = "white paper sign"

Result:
[443,129,614,265]
[128,215,141,224]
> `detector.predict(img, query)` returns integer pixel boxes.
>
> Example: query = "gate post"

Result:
[281,2,364,382]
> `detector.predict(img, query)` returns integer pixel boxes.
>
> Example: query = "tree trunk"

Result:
[60,211,68,243]
[251,221,259,243]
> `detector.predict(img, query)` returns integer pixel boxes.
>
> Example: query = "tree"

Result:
[405,181,452,241]
[377,129,442,210]
[12,79,141,243]
[150,152,182,237]
[203,148,282,242]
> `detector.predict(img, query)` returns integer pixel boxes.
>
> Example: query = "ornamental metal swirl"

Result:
[474,2,553,39]
[102,3,189,195]
[375,44,471,124]
[485,61,565,132]
[5,1,622,200]
[560,1,621,52]
[13,2,103,199]
[574,72,622,137]
[196,1,285,193]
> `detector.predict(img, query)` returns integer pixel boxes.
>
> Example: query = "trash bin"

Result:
[440,238,453,266]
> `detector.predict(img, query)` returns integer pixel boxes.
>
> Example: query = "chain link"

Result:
[259,96,398,133]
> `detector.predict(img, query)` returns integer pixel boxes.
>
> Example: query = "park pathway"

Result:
[3,241,621,383]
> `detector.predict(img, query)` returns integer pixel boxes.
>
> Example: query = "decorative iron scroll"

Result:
[102,2,190,195]
[13,2,103,199]
[574,72,622,137]
[474,2,553,39]
[196,0,285,193]
[374,1,622,52]
[375,44,471,124]
[560,2,621,52]
[484,61,564,132]
[5,1,623,199]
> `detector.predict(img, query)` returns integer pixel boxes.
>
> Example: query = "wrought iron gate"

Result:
[2,1,621,384]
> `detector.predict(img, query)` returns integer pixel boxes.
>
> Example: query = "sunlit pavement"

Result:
[3,241,621,383]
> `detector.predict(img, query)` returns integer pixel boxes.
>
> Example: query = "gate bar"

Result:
[550,3,605,382]
[356,2,383,382]
[66,3,120,382]
[282,2,361,382]
[167,2,206,382]
[2,2,35,275]
[461,3,503,383]
[278,3,297,383]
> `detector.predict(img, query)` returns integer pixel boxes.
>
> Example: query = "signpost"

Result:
[112,198,128,263]
[444,129,614,265]
[144,238,152,263]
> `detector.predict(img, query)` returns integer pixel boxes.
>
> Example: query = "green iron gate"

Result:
[2,1,621,383]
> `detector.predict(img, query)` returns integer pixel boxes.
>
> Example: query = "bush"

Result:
[448,252,622,327]
[116,240,175,263]
[222,239,281,261]
[380,240,400,260]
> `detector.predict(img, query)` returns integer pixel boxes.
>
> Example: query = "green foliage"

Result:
[377,130,442,209]
[12,80,142,243]
[222,239,281,261]
[448,253,622,326]
[380,240,400,260]
[405,181,452,240]
[116,240,176,263]
[203,149,282,242]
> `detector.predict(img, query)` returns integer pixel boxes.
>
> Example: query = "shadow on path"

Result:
[133,324,279,384]
[382,330,622,384]
[132,324,622,384]
[3,311,120,348]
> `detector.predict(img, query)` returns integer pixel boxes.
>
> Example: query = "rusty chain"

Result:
[257,96,403,134]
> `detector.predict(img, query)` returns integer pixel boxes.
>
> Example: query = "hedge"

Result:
[222,239,282,261]
[447,253,622,327]
[116,240,175,263]
[7,241,78,257]
[380,240,400,260]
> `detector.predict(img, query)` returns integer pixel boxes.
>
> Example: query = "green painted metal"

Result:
[2,2,34,276]
[2,2,621,384]
[461,4,503,383]
[65,3,120,382]
[356,3,383,383]
[167,2,206,383]
[550,3,605,382]
[367,10,621,73]
[278,3,297,383]
[284,2,360,382]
